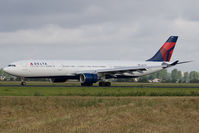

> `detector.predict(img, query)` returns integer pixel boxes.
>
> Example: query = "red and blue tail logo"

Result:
[147,36,178,62]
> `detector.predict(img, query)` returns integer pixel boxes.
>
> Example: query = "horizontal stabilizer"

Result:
[177,60,193,65]
[162,60,192,68]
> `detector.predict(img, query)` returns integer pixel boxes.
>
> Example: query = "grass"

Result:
[0,82,199,96]
[0,82,199,132]
[0,97,199,133]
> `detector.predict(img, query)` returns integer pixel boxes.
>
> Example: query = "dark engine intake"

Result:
[80,73,98,83]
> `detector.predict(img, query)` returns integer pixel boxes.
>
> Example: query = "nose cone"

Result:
[3,67,13,75]
[3,67,9,73]
[3,67,15,76]
[3,66,19,76]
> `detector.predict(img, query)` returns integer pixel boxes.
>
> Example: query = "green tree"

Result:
[189,71,199,83]
[138,76,149,83]
[148,73,156,80]
[183,72,189,83]
[171,69,182,83]
[148,69,169,82]
[159,69,168,81]
[177,70,182,82]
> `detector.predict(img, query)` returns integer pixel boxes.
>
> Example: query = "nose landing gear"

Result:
[20,77,26,86]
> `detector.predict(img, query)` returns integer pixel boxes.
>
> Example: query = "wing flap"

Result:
[96,66,147,74]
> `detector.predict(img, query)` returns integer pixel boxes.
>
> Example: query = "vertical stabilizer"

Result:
[147,36,178,62]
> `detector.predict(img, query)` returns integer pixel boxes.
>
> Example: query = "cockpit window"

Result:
[8,64,16,67]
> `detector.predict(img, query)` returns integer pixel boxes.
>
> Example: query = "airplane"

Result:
[3,36,190,86]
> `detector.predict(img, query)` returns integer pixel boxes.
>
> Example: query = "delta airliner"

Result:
[3,36,190,86]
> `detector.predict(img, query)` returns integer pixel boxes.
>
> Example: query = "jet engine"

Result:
[80,73,98,83]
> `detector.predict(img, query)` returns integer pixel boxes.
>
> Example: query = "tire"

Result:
[99,82,103,86]
[21,82,26,86]
[81,83,85,86]
[99,82,111,87]
[105,82,111,86]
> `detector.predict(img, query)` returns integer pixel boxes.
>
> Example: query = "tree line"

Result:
[137,69,199,83]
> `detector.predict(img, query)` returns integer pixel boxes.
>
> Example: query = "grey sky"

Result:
[0,0,198,71]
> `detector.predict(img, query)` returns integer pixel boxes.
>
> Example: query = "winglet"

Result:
[147,36,178,62]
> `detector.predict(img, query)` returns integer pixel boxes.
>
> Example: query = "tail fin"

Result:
[147,36,178,62]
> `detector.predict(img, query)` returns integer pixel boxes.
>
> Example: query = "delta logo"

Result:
[30,62,47,66]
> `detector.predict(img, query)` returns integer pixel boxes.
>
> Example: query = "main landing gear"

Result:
[99,81,111,87]
[80,82,111,87]
[20,77,26,86]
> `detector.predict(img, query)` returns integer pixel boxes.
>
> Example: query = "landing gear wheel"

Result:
[99,82,111,87]
[105,82,111,86]
[81,83,93,86]
[20,77,26,86]
[21,81,26,86]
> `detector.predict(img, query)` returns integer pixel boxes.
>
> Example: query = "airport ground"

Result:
[0,82,199,133]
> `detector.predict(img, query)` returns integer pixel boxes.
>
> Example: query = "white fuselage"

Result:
[3,60,164,78]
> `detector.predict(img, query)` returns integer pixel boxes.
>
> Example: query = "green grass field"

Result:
[0,82,199,96]
[1,82,199,133]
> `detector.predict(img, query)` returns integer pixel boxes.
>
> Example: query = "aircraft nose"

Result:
[3,67,9,73]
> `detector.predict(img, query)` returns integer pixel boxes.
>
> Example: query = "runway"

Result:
[0,84,199,88]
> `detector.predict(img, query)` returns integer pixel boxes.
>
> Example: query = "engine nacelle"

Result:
[80,73,98,83]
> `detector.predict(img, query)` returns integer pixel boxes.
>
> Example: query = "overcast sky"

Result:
[0,0,198,71]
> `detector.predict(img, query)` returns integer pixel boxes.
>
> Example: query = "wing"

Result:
[96,66,147,74]
[76,66,148,75]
